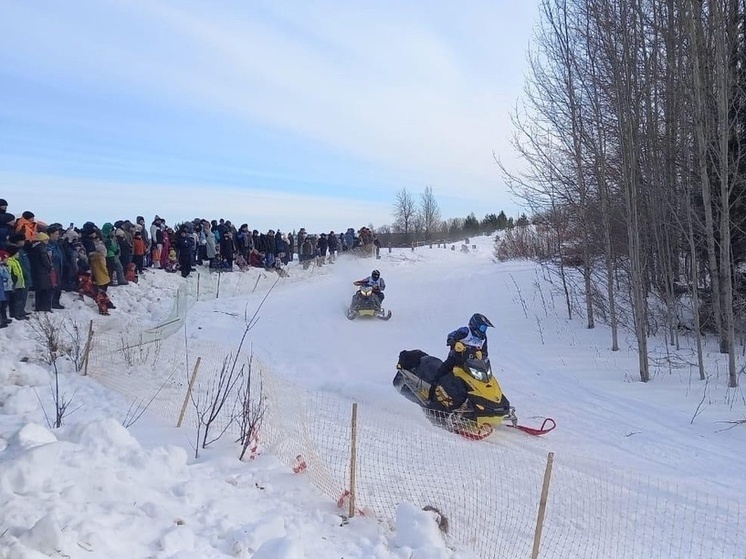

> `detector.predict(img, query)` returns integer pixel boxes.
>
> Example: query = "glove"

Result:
[446,337,455,347]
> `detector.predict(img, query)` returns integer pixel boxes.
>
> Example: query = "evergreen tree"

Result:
[464,212,480,234]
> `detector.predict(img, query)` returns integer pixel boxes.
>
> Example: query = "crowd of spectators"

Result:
[0,198,379,321]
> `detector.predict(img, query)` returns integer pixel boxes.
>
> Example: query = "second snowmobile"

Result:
[346,285,392,320]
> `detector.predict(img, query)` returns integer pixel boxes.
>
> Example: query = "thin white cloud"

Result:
[0,174,391,233]
[0,1,535,213]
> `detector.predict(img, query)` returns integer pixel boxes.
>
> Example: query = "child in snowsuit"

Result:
[78,271,115,315]
[0,251,13,327]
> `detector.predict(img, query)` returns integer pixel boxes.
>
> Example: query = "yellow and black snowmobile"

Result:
[393,346,517,438]
[346,285,392,320]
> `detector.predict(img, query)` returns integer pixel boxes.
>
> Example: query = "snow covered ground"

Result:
[1,234,745,558]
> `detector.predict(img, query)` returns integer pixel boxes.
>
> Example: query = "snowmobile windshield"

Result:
[464,358,492,382]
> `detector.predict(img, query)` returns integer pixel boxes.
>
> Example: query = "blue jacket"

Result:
[0,263,11,295]
[47,240,65,277]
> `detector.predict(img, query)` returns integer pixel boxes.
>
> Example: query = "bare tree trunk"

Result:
[615,0,650,382]
[688,0,726,356]
[686,181,707,380]
[713,0,738,386]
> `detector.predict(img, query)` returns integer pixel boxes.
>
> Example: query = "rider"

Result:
[427,313,494,406]
[353,269,386,306]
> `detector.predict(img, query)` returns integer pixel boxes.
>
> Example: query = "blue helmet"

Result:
[469,313,494,338]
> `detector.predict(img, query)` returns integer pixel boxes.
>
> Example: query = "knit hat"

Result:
[0,199,7,206]
[45,223,63,236]
[63,228,80,242]
[36,232,49,242]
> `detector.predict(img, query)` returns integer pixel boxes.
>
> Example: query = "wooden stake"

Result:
[82,320,94,376]
[177,357,202,427]
[348,402,359,518]
[531,452,555,559]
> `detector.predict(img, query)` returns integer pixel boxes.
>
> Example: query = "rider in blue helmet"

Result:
[427,313,494,406]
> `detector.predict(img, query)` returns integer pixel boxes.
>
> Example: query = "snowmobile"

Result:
[346,285,392,320]
[393,348,518,439]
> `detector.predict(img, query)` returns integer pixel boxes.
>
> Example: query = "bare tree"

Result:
[392,188,416,238]
[418,186,441,241]
[29,314,79,428]
[237,352,266,461]
[189,275,281,458]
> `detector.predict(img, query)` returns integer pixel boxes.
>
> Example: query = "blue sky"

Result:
[0,0,537,233]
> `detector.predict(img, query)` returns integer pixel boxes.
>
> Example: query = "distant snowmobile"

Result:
[346,284,392,320]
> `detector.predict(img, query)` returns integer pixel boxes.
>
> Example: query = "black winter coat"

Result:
[28,241,54,290]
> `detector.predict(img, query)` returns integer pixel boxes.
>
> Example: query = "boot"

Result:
[0,304,12,327]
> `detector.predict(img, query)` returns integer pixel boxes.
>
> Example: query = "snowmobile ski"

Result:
[505,417,556,436]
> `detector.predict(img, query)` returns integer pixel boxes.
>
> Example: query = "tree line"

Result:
[498,0,746,387]
[377,186,527,246]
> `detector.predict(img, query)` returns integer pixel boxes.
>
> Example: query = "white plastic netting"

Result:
[82,273,745,559]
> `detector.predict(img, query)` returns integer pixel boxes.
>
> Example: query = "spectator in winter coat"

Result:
[6,245,28,320]
[249,248,263,268]
[276,233,290,265]
[344,228,355,251]
[161,227,173,270]
[299,236,315,269]
[132,231,147,273]
[251,230,261,254]
[202,221,217,267]
[83,228,111,289]
[107,223,128,285]
[61,226,80,291]
[175,227,194,278]
[327,231,339,263]
[296,228,307,260]
[316,233,328,266]
[219,230,235,270]
[118,223,134,272]
[7,234,32,318]
[287,232,294,262]
[236,224,252,260]
[0,250,13,327]
[264,230,276,258]
[150,217,163,268]
[136,216,150,265]
[0,199,15,251]
[28,232,54,312]
[45,224,65,309]
[15,211,40,242]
